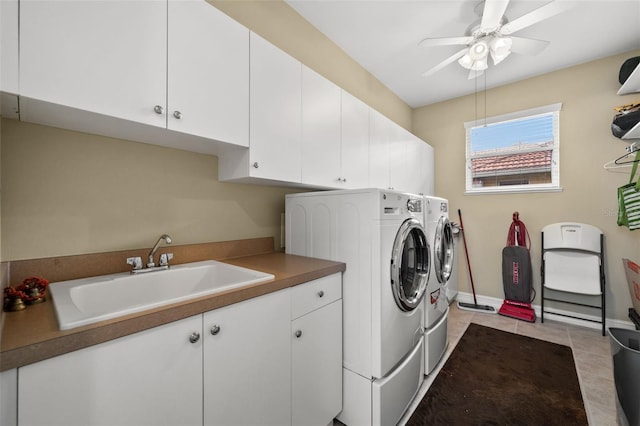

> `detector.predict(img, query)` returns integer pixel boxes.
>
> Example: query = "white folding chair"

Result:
[541,223,606,335]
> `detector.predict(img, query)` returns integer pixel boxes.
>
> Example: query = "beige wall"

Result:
[413,49,640,321]
[1,119,299,260]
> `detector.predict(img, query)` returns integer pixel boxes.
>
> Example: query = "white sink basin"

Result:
[49,260,274,330]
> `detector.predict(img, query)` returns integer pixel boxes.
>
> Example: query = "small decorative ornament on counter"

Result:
[3,276,49,312]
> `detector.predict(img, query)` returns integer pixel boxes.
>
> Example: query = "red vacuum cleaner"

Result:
[498,212,536,322]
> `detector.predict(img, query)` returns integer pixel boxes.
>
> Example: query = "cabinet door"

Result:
[388,125,411,192]
[341,91,370,189]
[301,66,341,188]
[249,32,302,183]
[369,109,391,189]
[18,315,203,426]
[203,289,292,426]
[20,0,167,127]
[292,300,343,426]
[168,1,249,146]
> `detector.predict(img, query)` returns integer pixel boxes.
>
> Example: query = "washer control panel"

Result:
[407,198,422,213]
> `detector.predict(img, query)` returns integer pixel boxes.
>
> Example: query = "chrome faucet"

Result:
[126,234,174,274]
[147,234,172,268]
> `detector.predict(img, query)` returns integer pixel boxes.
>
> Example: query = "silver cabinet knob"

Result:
[210,325,221,335]
[173,110,182,119]
[154,105,164,115]
[317,290,325,298]
[189,332,200,343]
[294,330,302,338]
[252,162,259,169]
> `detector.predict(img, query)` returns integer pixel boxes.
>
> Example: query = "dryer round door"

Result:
[390,218,430,311]
[434,217,455,284]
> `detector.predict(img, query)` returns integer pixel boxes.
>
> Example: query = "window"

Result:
[464,103,562,194]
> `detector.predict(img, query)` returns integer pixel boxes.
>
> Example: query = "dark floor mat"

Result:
[407,323,588,425]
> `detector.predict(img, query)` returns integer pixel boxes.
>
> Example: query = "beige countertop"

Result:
[1,252,345,371]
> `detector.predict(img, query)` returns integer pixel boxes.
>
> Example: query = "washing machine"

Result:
[423,196,454,375]
[286,189,430,426]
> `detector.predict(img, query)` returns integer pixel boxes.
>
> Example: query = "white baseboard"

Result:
[456,292,636,331]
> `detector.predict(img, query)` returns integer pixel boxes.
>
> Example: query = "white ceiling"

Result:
[286,0,640,108]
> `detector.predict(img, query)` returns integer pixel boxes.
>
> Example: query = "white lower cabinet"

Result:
[203,290,292,426]
[15,274,342,426]
[291,273,343,426]
[292,300,343,426]
[18,315,203,426]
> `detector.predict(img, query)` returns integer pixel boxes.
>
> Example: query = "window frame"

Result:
[464,103,563,195]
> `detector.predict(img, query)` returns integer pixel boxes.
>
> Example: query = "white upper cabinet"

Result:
[168,0,249,146]
[20,0,168,128]
[19,0,249,147]
[390,127,431,195]
[370,109,434,194]
[340,91,370,189]
[415,138,434,196]
[369,109,392,189]
[249,32,302,182]
[388,124,411,192]
[219,32,302,184]
[301,66,342,188]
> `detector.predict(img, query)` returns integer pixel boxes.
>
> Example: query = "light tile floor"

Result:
[399,303,619,426]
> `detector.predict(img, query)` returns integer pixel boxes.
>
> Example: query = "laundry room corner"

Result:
[412,49,640,325]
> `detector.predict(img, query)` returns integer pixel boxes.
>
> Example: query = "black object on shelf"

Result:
[629,308,640,330]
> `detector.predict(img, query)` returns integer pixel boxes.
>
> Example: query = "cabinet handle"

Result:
[173,110,182,119]
[294,330,302,338]
[210,325,221,335]
[252,162,259,169]
[154,105,165,115]
[317,290,325,298]
[189,332,200,343]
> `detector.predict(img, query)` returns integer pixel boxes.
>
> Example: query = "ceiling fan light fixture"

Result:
[458,52,474,69]
[471,58,488,71]
[489,36,512,65]
[469,40,489,61]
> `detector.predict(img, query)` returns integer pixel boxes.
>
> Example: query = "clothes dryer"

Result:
[286,189,430,426]
[423,196,453,374]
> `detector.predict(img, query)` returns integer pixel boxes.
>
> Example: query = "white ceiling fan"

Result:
[421,0,572,79]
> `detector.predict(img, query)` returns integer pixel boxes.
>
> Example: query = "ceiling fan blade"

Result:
[418,36,473,47]
[480,0,510,31]
[501,1,572,35]
[422,48,469,78]
[509,36,550,55]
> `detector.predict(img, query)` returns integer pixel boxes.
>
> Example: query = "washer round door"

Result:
[434,217,455,285]
[390,218,430,311]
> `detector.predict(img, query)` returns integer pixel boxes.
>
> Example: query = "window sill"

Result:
[465,187,564,195]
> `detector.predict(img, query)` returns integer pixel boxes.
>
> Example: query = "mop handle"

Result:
[458,209,478,306]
